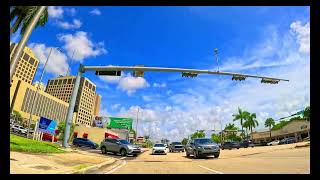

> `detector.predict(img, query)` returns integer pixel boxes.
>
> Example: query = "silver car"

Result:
[185,138,220,158]
[100,138,141,156]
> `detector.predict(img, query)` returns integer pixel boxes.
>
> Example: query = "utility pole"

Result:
[10,6,47,84]
[135,107,140,142]
[214,48,219,72]
[26,47,53,138]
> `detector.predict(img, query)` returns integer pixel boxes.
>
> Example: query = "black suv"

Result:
[279,137,296,145]
[185,138,220,158]
[221,141,240,150]
[240,140,255,148]
[169,142,184,152]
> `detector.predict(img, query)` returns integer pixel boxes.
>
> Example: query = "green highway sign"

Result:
[108,117,133,129]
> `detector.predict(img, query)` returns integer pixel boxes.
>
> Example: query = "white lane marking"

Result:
[104,160,127,174]
[198,165,224,174]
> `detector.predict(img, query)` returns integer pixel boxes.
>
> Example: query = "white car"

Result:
[267,140,280,146]
[152,143,167,155]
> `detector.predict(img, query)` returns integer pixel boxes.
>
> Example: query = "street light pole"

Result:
[10,6,47,84]
[135,107,140,142]
[26,47,53,138]
[63,64,84,147]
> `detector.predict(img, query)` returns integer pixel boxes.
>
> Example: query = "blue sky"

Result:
[10,6,310,141]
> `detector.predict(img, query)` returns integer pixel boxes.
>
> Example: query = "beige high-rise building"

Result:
[10,42,40,84]
[45,76,97,126]
[92,94,101,116]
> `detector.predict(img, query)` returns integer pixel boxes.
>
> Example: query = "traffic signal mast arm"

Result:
[85,65,289,82]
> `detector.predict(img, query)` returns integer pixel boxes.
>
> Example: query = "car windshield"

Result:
[154,144,165,147]
[119,140,130,144]
[172,142,182,145]
[194,139,213,144]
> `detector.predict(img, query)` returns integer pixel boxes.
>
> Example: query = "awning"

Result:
[105,130,119,139]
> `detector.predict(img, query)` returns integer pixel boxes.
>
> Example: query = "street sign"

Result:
[38,117,57,135]
[108,117,133,129]
[95,70,121,76]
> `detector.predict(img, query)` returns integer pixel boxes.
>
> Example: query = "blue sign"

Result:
[38,117,57,135]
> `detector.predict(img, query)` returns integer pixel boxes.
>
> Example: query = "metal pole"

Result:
[26,47,53,138]
[214,48,219,72]
[67,50,76,76]
[135,107,139,142]
[10,6,47,84]
[63,64,84,147]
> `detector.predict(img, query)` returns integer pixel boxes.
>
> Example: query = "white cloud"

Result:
[66,8,77,16]
[90,8,102,16]
[290,21,310,54]
[56,19,82,30]
[58,31,107,62]
[99,72,149,95]
[29,43,69,76]
[153,82,167,88]
[118,76,149,95]
[111,104,121,110]
[48,6,64,19]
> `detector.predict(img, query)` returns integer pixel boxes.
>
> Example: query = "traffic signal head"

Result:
[182,72,198,78]
[261,78,279,84]
[133,65,145,77]
[232,75,246,81]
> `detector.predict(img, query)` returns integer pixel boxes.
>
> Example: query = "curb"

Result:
[71,158,116,174]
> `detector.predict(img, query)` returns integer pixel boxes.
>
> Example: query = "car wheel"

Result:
[214,153,220,158]
[193,150,198,159]
[186,151,190,157]
[101,147,107,154]
[120,149,127,156]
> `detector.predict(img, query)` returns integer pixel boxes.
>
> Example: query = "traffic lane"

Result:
[112,151,213,174]
[197,147,310,174]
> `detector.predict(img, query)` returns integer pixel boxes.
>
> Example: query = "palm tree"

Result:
[232,107,250,138]
[10,6,49,35]
[303,106,310,121]
[265,118,275,139]
[245,113,259,138]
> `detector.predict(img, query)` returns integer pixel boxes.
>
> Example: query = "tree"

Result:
[232,107,250,138]
[57,121,75,142]
[191,130,206,139]
[12,110,23,124]
[10,6,48,35]
[303,106,310,121]
[181,138,189,145]
[245,113,259,137]
[265,118,275,139]
[211,133,221,143]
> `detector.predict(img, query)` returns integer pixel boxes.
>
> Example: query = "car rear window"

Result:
[154,144,165,147]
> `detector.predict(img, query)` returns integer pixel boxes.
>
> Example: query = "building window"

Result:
[23,53,30,61]
[29,57,35,65]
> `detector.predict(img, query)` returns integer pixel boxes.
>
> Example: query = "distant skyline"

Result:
[10,6,310,141]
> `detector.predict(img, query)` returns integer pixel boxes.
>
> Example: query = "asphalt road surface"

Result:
[90,144,309,174]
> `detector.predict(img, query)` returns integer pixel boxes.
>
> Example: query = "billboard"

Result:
[38,117,57,135]
[108,117,133,129]
[93,116,109,128]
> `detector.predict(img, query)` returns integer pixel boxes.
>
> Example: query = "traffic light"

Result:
[133,64,144,77]
[182,72,198,78]
[232,75,246,81]
[261,78,279,84]
[95,70,121,76]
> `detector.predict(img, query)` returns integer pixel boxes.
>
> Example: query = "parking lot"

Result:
[79,142,309,174]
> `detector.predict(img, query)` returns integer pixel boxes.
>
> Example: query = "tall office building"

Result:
[10,42,40,84]
[92,94,101,116]
[45,76,97,126]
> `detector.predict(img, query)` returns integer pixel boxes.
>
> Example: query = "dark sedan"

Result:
[73,138,99,149]
[221,141,240,150]
[240,140,255,148]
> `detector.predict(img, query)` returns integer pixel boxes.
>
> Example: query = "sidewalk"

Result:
[10,149,114,174]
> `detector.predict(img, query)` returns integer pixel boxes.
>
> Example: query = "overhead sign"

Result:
[38,117,57,135]
[108,117,133,129]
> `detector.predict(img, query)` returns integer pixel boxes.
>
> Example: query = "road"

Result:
[88,143,309,174]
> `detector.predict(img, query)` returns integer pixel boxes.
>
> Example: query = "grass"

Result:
[73,164,90,170]
[10,134,65,153]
